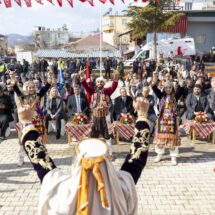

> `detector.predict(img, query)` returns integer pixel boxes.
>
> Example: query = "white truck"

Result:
[124,37,196,67]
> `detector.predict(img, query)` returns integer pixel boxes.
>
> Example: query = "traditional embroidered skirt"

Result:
[154,112,181,148]
[32,114,47,144]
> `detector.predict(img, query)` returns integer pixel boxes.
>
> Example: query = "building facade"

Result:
[0,34,7,57]
[35,25,70,49]
[178,0,215,10]
[102,13,131,51]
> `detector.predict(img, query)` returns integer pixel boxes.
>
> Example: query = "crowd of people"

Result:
[0,54,215,215]
[0,56,215,166]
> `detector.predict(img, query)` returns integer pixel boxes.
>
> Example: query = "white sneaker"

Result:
[17,158,24,167]
[171,157,178,166]
[154,155,162,163]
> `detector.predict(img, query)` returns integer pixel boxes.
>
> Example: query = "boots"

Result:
[154,154,162,163]
[17,156,24,167]
[56,130,61,140]
[171,157,178,166]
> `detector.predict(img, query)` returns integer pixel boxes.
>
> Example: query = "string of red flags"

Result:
[0,0,181,8]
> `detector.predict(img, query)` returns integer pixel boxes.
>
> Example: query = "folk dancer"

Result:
[11,73,52,166]
[80,72,118,156]
[17,100,149,215]
[152,73,184,165]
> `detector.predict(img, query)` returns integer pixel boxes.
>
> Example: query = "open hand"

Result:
[18,104,35,124]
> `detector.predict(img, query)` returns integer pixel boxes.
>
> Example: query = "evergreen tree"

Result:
[126,0,184,60]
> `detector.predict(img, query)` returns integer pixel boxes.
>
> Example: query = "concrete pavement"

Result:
[0,130,215,215]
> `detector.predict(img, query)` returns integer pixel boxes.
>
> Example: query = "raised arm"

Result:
[13,84,24,97]
[151,84,163,100]
[121,120,149,184]
[104,73,119,96]
[38,82,51,98]
[18,105,56,183]
[81,79,95,95]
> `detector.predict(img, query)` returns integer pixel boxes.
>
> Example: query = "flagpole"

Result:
[100,3,102,77]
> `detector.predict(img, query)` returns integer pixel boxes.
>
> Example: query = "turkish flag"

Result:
[56,0,62,6]
[109,0,114,4]
[86,58,92,103]
[14,0,22,6]
[35,0,43,4]
[67,0,73,7]
[24,0,31,7]
[3,0,12,7]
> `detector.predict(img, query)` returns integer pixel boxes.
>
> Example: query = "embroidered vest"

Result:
[91,91,110,117]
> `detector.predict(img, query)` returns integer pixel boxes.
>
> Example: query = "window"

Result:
[139,50,150,59]
[196,33,206,44]
[213,1,215,5]
[185,2,192,10]
[122,19,127,26]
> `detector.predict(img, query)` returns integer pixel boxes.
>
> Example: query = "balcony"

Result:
[102,24,114,32]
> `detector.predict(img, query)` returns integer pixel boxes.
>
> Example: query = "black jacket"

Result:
[113,95,134,119]
[67,94,89,117]
[185,93,209,115]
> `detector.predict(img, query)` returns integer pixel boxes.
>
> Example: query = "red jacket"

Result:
[81,80,118,97]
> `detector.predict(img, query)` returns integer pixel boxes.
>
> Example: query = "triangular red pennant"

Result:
[3,0,12,7]
[24,0,31,7]
[14,0,22,6]
[46,0,53,4]
[109,0,114,5]
[99,0,106,3]
[67,0,73,7]
[56,0,62,6]
[79,0,94,6]
[35,0,43,4]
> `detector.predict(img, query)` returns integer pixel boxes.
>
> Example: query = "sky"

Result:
[0,0,133,36]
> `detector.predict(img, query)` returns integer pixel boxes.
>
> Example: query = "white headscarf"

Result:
[38,154,138,215]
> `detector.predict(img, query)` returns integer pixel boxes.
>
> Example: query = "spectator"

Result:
[185,84,212,120]
[113,88,134,121]
[45,87,64,139]
[104,56,112,80]
[0,86,13,140]
[67,85,89,119]
[0,60,6,82]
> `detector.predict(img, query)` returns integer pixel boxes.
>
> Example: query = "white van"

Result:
[124,37,196,67]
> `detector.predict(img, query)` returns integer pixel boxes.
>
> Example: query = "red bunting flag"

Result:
[35,0,43,4]
[3,0,12,7]
[99,0,106,3]
[14,0,22,6]
[79,0,94,6]
[46,0,54,4]
[67,0,73,7]
[56,0,62,6]
[24,0,31,7]
[109,0,114,5]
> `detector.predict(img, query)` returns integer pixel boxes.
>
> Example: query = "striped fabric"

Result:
[65,123,92,141]
[109,121,135,140]
[183,121,215,139]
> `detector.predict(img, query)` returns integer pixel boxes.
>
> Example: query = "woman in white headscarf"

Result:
[18,100,150,215]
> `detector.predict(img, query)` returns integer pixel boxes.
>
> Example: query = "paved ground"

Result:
[0,130,215,215]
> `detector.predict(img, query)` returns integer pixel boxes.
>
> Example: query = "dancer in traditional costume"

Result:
[152,74,184,165]
[11,74,52,166]
[17,96,149,215]
[80,73,118,155]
